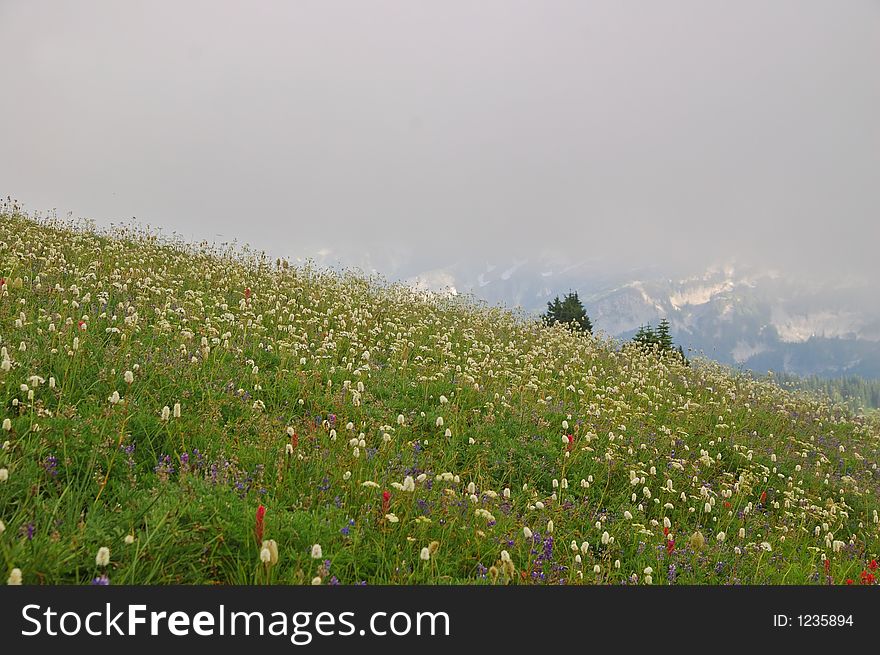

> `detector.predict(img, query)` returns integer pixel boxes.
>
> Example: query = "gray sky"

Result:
[1,0,878,280]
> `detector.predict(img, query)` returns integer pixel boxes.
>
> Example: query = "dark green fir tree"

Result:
[542,291,592,335]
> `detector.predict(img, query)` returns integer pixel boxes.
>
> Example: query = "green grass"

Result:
[1,203,879,586]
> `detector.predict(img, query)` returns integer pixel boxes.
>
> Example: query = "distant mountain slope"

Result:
[398,258,880,379]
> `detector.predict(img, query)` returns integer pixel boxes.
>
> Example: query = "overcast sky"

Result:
[1,1,878,281]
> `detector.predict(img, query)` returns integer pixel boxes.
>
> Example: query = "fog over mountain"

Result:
[445,259,880,379]
[2,1,878,278]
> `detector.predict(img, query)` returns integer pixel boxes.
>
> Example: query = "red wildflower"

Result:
[244,287,252,300]
[760,490,767,504]
[861,570,875,585]
[723,501,731,509]
[824,559,831,573]
[846,579,854,585]
[870,559,878,571]
[566,434,574,451]
[290,431,299,449]
[382,490,391,514]
[666,539,675,555]
[663,526,669,536]
[255,504,266,543]
[78,320,87,330]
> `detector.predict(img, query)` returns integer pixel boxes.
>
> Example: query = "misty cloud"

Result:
[1,0,878,282]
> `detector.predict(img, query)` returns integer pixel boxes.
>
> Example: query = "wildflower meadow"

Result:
[1,203,879,586]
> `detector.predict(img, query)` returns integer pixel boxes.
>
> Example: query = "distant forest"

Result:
[770,372,880,414]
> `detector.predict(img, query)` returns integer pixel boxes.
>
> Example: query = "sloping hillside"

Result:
[1,206,878,585]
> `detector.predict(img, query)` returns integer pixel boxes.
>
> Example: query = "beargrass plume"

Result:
[1,203,879,585]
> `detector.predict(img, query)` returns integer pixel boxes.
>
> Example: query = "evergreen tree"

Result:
[633,325,657,349]
[632,319,687,364]
[656,318,673,351]
[542,291,592,335]
[544,296,563,326]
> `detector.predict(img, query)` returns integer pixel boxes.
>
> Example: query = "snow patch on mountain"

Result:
[500,260,528,281]
[623,281,665,313]
[770,309,870,343]
[731,340,771,363]
[669,281,735,309]
[406,270,458,297]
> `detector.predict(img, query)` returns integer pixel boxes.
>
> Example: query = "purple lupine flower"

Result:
[43,455,58,477]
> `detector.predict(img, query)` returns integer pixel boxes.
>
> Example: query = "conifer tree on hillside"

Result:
[633,324,658,349]
[542,291,592,335]
[545,296,563,325]
[632,319,688,365]
[656,318,674,351]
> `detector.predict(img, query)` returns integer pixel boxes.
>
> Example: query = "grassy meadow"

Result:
[1,203,879,585]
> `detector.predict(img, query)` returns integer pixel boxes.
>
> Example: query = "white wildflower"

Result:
[7,568,22,585]
[95,547,110,567]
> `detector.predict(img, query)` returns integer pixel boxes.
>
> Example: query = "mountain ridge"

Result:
[392,257,880,379]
